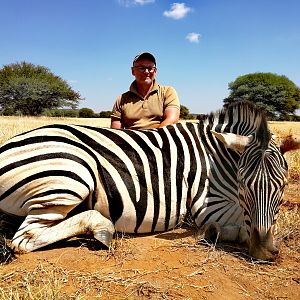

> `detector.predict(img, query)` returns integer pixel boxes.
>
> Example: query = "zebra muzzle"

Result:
[249,226,279,261]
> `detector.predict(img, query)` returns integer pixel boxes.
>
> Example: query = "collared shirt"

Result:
[111,80,180,129]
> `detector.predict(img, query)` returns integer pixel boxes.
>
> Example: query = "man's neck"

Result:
[136,81,154,97]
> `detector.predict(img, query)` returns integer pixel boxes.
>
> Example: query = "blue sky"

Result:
[1,0,300,114]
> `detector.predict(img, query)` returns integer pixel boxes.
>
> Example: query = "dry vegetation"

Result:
[269,122,300,181]
[0,116,111,144]
[0,117,299,299]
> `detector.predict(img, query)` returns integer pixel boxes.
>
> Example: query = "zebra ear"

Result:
[211,131,253,153]
[278,134,300,154]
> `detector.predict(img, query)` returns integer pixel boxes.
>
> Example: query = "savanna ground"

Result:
[0,116,299,300]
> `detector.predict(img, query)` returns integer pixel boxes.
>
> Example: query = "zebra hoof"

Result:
[94,230,113,249]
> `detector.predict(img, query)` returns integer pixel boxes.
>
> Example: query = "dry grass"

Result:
[269,121,300,136]
[1,207,299,300]
[269,121,300,181]
[285,151,300,181]
[276,207,300,252]
[0,116,110,145]
[0,265,68,300]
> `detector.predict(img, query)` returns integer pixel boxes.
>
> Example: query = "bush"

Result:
[78,108,95,118]
[180,105,195,120]
[42,109,79,117]
[99,111,112,118]
[0,108,16,116]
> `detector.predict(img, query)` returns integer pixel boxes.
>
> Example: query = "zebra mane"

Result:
[200,101,271,148]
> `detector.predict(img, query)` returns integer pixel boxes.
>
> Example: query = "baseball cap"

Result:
[133,52,156,66]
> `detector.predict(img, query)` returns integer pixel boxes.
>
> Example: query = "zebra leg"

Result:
[11,210,115,252]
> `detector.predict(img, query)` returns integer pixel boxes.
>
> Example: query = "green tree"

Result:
[43,109,79,117]
[99,111,112,118]
[180,105,195,120]
[0,61,81,115]
[78,108,95,118]
[224,72,300,119]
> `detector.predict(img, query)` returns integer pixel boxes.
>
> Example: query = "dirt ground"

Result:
[0,184,299,299]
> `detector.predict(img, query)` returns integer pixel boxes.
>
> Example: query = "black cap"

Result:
[133,52,156,66]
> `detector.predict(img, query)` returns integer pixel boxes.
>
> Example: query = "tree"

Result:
[99,111,112,118]
[180,105,195,120]
[43,109,79,117]
[223,72,300,119]
[78,108,95,118]
[0,61,81,115]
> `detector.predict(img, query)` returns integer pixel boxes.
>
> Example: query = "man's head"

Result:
[132,52,157,85]
[132,52,156,66]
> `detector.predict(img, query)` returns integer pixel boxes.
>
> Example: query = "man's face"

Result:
[131,59,157,85]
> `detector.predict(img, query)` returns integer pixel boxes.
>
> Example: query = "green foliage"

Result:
[0,107,16,116]
[99,111,112,118]
[196,114,207,121]
[78,108,95,118]
[180,105,195,120]
[42,109,79,117]
[0,61,82,115]
[224,72,300,119]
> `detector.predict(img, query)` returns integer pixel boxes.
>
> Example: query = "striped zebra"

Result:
[0,101,298,261]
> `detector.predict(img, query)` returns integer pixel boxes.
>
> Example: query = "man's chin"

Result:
[144,78,153,84]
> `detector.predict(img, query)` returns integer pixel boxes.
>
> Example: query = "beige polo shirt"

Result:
[111,81,180,129]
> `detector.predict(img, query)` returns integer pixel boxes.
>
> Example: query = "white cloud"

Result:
[163,3,192,20]
[186,32,201,43]
[118,0,155,7]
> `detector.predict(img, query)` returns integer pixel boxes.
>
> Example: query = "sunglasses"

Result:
[133,66,157,73]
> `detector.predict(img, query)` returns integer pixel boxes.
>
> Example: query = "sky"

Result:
[1,0,300,115]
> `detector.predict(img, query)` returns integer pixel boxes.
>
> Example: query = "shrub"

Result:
[78,108,95,118]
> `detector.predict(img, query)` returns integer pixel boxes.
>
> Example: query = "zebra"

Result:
[0,101,298,261]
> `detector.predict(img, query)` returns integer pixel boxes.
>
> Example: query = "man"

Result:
[110,52,180,129]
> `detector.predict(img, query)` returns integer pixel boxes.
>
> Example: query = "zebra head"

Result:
[212,102,300,260]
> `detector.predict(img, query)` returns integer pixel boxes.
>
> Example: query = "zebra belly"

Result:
[112,200,187,234]
[114,215,187,234]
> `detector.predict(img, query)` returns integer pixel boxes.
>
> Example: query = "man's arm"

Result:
[110,116,124,129]
[158,107,180,128]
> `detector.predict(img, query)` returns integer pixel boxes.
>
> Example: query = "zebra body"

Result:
[0,122,210,233]
[0,101,298,260]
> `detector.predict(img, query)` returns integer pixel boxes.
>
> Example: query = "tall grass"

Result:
[0,116,110,144]
[269,122,300,181]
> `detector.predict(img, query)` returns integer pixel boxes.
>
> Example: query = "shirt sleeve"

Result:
[163,86,180,110]
[111,95,122,119]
